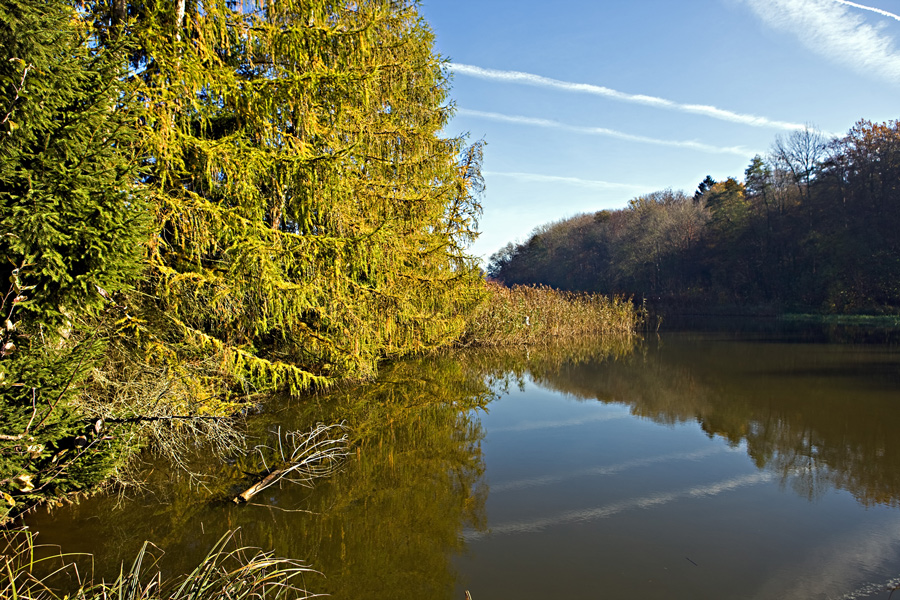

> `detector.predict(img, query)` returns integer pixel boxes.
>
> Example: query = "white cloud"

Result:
[457,108,757,156]
[452,63,808,131]
[744,0,900,83]
[832,0,900,23]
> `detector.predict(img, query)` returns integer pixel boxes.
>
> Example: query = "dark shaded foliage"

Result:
[0,0,147,519]
[490,121,900,314]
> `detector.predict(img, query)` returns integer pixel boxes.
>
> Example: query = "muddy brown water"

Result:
[23,324,900,599]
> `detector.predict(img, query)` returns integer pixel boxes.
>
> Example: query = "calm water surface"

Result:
[24,326,900,599]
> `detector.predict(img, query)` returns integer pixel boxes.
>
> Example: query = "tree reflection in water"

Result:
[24,327,900,598]
[26,354,497,599]
[524,331,900,509]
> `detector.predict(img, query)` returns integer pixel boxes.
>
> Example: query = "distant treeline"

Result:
[489,121,900,314]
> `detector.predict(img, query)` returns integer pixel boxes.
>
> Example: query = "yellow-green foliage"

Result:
[1,0,487,518]
[461,282,643,346]
[93,0,486,396]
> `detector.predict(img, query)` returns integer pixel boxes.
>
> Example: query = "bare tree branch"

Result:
[234,423,348,504]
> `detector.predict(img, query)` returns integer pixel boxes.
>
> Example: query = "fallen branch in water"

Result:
[233,423,348,504]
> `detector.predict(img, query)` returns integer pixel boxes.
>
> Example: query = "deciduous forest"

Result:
[489,122,900,314]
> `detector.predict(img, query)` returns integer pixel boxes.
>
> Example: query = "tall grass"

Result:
[1,528,320,600]
[460,283,643,347]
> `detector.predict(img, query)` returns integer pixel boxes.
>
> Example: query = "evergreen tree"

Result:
[0,0,486,517]
[0,0,146,329]
[0,0,147,515]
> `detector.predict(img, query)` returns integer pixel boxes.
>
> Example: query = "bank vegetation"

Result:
[461,283,643,347]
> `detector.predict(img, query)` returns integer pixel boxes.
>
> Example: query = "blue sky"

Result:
[418,0,900,262]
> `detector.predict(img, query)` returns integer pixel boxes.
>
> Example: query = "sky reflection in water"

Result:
[457,330,900,600]
[23,328,900,600]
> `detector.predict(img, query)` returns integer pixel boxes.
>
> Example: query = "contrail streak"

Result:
[832,0,900,22]
[483,171,650,191]
[452,63,807,132]
[462,471,774,540]
[457,108,756,156]
[489,446,741,493]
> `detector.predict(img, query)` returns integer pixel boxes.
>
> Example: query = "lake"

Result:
[23,323,900,599]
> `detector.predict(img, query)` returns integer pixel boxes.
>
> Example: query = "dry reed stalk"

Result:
[1,528,322,600]
[460,283,643,347]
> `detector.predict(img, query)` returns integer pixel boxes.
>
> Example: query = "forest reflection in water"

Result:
[23,325,900,599]
[532,328,900,508]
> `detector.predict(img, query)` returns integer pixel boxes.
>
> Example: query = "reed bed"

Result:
[460,283,643,347]
[1,529,320,600]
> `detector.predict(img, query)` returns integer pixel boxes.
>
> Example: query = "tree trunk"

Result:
[175,0,185,41]
[113,0,126,26]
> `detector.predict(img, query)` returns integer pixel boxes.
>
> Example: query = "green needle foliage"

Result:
[0,0,148,519]
[0,0,643,523]
[0,0,147,328]
[0,0,487,519]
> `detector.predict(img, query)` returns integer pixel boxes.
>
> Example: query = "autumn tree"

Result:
[487,120,900,313]
[613,190,707,296]
[816,120,900,309]
[0,0,488,517]
[82,0,486,397]
[771,126,828,204]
